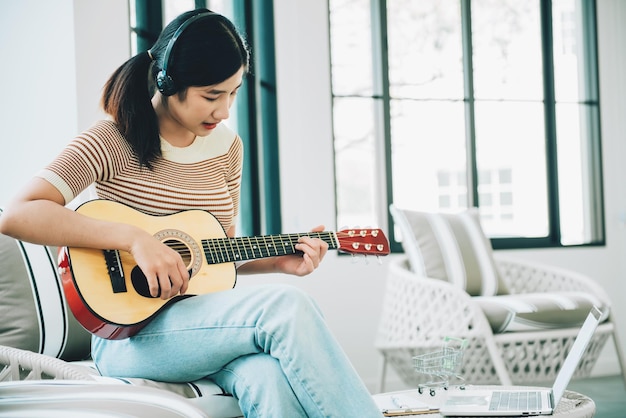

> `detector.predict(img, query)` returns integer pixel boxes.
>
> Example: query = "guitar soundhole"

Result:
[131,266,157,298]
[163,239,192,268]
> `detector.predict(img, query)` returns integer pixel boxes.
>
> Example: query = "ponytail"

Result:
[101,51,159,168]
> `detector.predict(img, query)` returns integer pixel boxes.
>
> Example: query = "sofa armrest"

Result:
[495,254,611,303]
[0,345,96,381]
[0,380,209,417]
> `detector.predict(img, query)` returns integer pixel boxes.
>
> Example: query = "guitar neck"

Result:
[202,232,338,265]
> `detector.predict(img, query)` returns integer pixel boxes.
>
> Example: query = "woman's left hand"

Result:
[274,225,329,276]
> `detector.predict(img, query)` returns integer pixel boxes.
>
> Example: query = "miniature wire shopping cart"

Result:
[412,336,468,395]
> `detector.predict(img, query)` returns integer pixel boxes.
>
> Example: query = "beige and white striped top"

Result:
[38,120,243,231]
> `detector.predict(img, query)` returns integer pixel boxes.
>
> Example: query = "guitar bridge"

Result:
[104,249,126,293]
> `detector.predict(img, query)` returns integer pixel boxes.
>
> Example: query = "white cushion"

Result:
[474,292,607,333]
[76,359,242,415]
[0,222,91,360]
[390,205,508,296]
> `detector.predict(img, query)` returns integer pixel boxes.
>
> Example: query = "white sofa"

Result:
[0,219,243,417]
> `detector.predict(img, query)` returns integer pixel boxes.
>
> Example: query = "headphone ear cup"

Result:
[156,70,176,96]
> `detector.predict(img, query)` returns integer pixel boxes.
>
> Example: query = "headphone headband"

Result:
[157,11,215,96]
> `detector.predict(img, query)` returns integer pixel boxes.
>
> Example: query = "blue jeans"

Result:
[92,284,383,418]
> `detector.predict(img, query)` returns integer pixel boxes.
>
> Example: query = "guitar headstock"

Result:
[336,228,390,256]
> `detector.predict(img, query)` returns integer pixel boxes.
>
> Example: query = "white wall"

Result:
[0,0,129,203]
[0,1,77,199]
[1,0,625,394]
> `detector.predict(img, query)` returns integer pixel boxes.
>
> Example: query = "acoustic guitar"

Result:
[59,199,390,340]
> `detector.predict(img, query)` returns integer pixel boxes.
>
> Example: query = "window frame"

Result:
[330,0,605,252]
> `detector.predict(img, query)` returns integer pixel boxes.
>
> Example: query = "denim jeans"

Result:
[91,284,383,418]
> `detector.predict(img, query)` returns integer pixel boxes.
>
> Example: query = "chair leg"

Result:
[378,356,388,393]
[609,320,626,387]
[485,337,513,386]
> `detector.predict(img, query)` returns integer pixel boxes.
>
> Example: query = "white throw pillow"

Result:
[390,205,508,296]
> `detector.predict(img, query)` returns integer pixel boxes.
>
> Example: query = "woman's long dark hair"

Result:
[101,9,250,168]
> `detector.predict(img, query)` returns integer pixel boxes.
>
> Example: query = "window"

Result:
[329,0,604,250]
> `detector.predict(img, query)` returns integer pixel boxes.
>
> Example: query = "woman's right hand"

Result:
[128,229,190,299]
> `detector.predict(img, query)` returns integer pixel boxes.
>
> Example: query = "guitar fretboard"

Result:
[202,232,338,265]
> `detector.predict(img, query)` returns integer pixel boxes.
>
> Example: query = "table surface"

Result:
[373,385,595,417]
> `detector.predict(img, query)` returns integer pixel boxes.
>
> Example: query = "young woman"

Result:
[0,8,382,418]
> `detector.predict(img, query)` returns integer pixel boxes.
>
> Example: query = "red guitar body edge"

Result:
[59,247,151,340]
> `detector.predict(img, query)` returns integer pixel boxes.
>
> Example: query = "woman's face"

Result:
[163,66,244,140]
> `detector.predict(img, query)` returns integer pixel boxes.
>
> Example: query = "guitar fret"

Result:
[244,237,252,259]
[202,241,214,264]
[218,238,230,263]
[248,237,257,259]
[277,235,287,256]
[232,238,245,261]
[259,236,267,257]
[211,239,221,263]
[210,238,221,264]
[288,234,298,253]
[227,237,240,261]
[240,237,250,260]
[268,235,276,256]
[256,236,266,258]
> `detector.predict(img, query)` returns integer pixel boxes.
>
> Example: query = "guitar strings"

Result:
[164,230,386,262]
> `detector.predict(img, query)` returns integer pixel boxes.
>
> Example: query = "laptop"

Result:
[440,306,604,416]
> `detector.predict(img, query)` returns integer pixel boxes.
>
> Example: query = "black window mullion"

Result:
[460,0,478,209]
[232,0,262,237]
[252,0,281,234]
[371,0,397,250]
[134,0,162,53]
[580,0,605,243]
[540,0,562,246]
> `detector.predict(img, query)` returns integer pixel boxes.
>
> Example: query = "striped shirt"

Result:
[38,120,243,231]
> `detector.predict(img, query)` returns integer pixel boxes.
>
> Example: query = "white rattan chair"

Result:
[375,256,626,391]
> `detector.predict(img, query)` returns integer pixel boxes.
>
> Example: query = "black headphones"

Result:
[156,11,215,96]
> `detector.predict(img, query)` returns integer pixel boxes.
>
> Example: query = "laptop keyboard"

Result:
[489,391,542,411]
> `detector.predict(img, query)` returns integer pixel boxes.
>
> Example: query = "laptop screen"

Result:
[551,306,603,405]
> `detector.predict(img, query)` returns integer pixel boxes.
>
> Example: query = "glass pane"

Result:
[390,100,467,212]
[333,97,378,228]
[207,1,234,17]
[386,0,464,100]
[163,1,196,24]
[556,103,599,245]
[472,0,543,100]
[552,0,592,102]
[474,102,549,237]
[329,0,374,96]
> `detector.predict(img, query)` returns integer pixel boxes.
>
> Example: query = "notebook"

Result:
[439,306,604,416]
